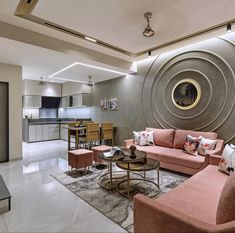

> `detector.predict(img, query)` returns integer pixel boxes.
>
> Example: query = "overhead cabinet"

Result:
[60,93,91,108]
[23,95,41,108]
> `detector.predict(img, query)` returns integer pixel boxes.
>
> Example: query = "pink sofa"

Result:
[124,129,224,175]
[134,165,235,233]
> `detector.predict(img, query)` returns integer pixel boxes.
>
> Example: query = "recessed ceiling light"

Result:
[85,37,97,43]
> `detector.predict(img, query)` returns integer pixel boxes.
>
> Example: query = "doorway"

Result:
[0,82,9,162]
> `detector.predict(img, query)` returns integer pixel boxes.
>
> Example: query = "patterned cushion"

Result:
[219,144,235,175]
[139,131,155,146]
[184,135,202,156]
[198,137,217,156]
[133,131,141,145]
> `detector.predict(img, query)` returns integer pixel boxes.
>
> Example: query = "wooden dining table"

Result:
[67,125,116,150]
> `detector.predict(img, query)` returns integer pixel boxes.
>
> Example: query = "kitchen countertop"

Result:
[28,121,77,125]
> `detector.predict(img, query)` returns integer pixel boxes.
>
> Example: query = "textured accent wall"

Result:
[92,32,235,146]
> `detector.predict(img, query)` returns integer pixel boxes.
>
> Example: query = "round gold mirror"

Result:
[172,79,201,110]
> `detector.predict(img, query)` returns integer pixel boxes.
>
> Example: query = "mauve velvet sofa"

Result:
[133,164,235,233]
[124,129,224,175]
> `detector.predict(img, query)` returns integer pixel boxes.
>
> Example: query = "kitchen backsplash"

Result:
[58,107,91,118]
[39,108,58,118]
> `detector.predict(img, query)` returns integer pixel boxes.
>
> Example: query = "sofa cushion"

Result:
[157,165,227,224]
[184,135,202,156]
[218,144,235,175]
[198,137,218,156]
[146,128,175,148]
[216,171,235,224]
[157,148,205,169]
[173,129,217,149]
[136,145,204,169]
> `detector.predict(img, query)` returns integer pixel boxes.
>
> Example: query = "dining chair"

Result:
[101,122,113,146]
[80,123,100,149]
[68,122,80,150]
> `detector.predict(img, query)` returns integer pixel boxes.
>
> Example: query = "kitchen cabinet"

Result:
[28,124,59,142]
[72,93,91,107]
[43,124,59,140]
[60,93,91,108]
[23,95,41,108]
[60,124,68,141]
[60,96,71,108]
[35,125,43,141]
[29,125,36,142]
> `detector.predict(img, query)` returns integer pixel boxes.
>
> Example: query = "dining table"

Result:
[67,125,116,150]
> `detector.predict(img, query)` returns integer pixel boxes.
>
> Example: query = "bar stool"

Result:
[101,122,113,146]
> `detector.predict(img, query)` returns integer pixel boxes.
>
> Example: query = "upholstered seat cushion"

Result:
[146,128,175,148]
[216,171,235,224]
[156,165,228,224]
[173,129,218,149]
[136,145,204,169]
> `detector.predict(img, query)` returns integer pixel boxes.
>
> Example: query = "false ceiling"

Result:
[13,0,235,57]
[0,0,234,83]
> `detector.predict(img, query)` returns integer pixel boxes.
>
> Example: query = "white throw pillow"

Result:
[230,144,235,149]
[218,144,235,175]
[184,135,202,156]
[139,131,155,146]
[198,137,218,156]
[133,131,141,145]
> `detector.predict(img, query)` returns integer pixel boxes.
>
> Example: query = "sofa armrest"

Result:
[209,154,222,166]
[134,194,235,233]
[207,139,224,156]
[123,139,134,149]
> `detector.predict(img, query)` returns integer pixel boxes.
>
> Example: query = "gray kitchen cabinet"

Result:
[60,124,68,141]
[29,125,36,142]
[23,95,41,108]
[72,94,82,107]
[42,125,49,141]
[72,93,91,107]
[35,125,43,141]
[60,96,70,108]
[48,124,59,140]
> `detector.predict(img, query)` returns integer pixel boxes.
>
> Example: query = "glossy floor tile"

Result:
[0,140,126,232]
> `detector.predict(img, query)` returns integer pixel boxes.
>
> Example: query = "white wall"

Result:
[23,79,61,97]
[0,63,22,161]
[62,82,91,96]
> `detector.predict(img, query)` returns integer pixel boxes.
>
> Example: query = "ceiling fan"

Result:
[87,75,94,86]
[38,77,46,86]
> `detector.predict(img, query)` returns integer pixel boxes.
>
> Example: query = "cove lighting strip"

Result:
[48,62,128,81]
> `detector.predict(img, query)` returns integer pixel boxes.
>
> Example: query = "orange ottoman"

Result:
[68,149,93,171]
[91,145,112,163]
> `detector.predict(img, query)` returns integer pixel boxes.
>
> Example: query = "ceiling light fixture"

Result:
[87,75,94,86]
[227,23,232,33]
[39,77,45,86]
[143,12,154,37]
[148,51,152,57]
[48,62,128,80]
[85,36,97,43]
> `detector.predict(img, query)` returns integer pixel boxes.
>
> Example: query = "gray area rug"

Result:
[51,166,189,232]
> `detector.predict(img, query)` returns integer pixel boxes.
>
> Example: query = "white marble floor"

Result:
[0,140,126,233]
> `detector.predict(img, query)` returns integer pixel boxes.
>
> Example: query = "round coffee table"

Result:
[116,157,160,198]
[98,149,146,191]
